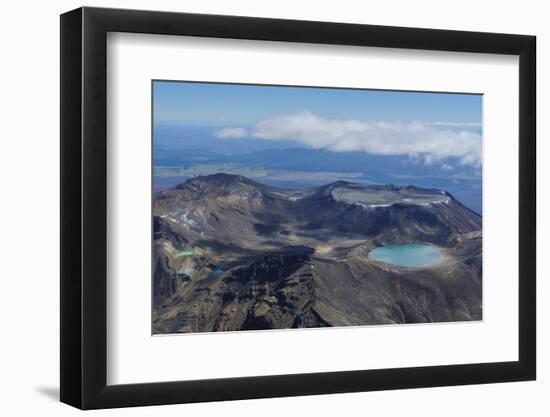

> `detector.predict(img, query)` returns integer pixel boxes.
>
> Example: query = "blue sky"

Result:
[153,81,483,212]
[154,81,482,169]
[153,81,482,127]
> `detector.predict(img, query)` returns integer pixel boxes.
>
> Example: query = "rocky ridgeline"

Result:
[152,174,482,333]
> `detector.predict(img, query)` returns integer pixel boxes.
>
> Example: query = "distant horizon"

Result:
[152,81,484,334]
[154,171,481,216]
[159,171,456,190]
[153,81,482,214]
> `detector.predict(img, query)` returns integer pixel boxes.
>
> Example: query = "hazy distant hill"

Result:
[153,129,483,214]
[152,173,482,333]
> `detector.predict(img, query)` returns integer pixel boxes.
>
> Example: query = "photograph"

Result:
[152,81,483,334]
[50,2,540,412]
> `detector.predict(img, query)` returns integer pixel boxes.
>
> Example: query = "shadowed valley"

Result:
[152,173,482,333]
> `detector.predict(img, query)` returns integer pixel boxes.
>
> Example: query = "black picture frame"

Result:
[60,6,536,410]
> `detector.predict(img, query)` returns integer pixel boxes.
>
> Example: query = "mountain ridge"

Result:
[152,173,482,333]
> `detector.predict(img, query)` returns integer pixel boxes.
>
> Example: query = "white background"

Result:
[0,0,546,416]
[108,33,518,385]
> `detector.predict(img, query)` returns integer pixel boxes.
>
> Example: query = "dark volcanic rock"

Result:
[152,174,482,333]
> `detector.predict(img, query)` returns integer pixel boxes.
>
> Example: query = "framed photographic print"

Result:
[60,7,536,409]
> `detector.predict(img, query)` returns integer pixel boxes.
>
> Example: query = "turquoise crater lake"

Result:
[368,243,444,267]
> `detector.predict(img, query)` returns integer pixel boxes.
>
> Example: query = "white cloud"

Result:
[441,163,455,171]
[429,121,482,128]
[216,111,482,167]
[214,127,249,139]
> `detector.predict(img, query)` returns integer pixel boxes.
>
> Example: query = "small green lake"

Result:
[368,243,444,267]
